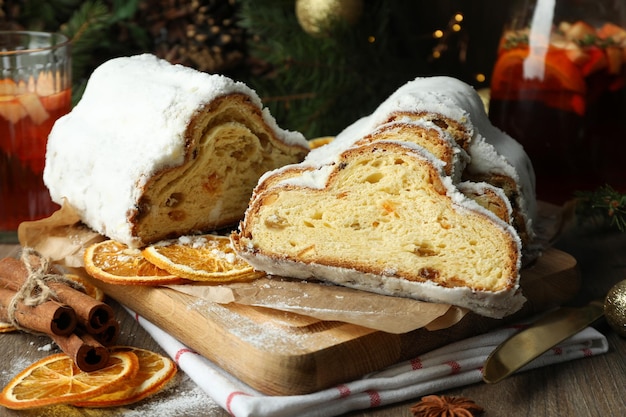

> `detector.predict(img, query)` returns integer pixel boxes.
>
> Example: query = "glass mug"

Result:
[488,0,626,204]
[0,31,71,241]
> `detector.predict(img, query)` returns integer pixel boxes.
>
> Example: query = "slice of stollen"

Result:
[354,117,469,181]
[232,141,525,319]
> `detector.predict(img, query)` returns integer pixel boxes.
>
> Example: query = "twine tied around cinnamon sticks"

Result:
[7,248,83,329]
[0,249,120,372]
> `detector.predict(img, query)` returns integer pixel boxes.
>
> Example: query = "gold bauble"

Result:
[295,0,364,37]
[605,279,626,338]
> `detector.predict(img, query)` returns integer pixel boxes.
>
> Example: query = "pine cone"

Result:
[0,0,27,30]
[138,0,246,73]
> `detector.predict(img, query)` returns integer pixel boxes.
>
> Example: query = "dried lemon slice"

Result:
[72,346,177,408]
[84,240,187,286]
[0,351,139,410]
[142,234,264,282]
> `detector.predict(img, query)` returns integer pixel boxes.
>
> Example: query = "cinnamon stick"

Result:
[47,281,115,334]
[0,288,77,336]
[51,331,110,372]
[93,318,120,347]
[0,257,114,333]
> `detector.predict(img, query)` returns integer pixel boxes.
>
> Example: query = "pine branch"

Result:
[575,185,626,232]
[57,0,112,104]
[4,0,82,31]
[236,0,451,138]
[62,1,110,45]
[58,0,147,105]
[237,0,372,136]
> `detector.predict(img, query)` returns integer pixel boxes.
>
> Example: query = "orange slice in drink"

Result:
[491,47,587,114]
[0,96,28,124]
[0,351,139,410]
[39,88,72,113]
[0,79,26,95]
[16,92,49,124]
[72,346,177,408]
[84,240,187,286]
[142,234,264,282]
[492,48,587,94]
[597,22,626,41]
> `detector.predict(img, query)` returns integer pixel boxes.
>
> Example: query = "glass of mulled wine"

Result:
[488,0,626,204]
[0,31,71,241]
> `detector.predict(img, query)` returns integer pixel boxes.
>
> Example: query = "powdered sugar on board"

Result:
[185,297,345,353]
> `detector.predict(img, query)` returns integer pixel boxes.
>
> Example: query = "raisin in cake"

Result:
[44,54,309,248]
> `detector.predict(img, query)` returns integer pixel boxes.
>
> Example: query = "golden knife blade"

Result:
[482,299,605,384]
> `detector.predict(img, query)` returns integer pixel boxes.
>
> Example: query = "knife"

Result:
[482,299,605,383]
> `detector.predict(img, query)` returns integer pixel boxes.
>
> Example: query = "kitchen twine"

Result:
[6,247,84,333]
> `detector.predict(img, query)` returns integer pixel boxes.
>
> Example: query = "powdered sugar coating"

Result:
[44,54,307,245]
[386,77,537,222]
[258,76,535,227]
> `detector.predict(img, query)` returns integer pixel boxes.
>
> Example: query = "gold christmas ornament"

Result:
[604,279,626,338]
[295,0,363,37]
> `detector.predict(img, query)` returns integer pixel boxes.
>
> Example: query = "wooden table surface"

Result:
[1,227,626,417]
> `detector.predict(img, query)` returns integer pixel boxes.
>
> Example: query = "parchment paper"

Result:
[17,202,105,268]
[166,278,466,333]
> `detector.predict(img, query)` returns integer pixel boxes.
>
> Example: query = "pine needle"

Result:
[575,185,626,232]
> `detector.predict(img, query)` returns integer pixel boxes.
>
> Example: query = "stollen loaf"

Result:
[232,76,536,318]
[44,54,309,248]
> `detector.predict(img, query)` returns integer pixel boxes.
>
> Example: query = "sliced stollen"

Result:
[330,76,536,246]
[457,181,513,226]
[354,117,469,181]
[44,54,309,248]
[232,140,525,318]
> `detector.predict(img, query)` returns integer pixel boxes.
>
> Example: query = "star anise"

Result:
[410,395,484,417]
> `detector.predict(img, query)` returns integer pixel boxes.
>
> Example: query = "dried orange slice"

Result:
[84,240,187,285]
[0,321,16,333]
[309,136,334,149]
[0,351,139,410]
[72,346,177,408]
[142,234,264,282]
[64,272,105,302]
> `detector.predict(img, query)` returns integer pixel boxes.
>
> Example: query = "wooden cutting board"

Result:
[91,247,579,396]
